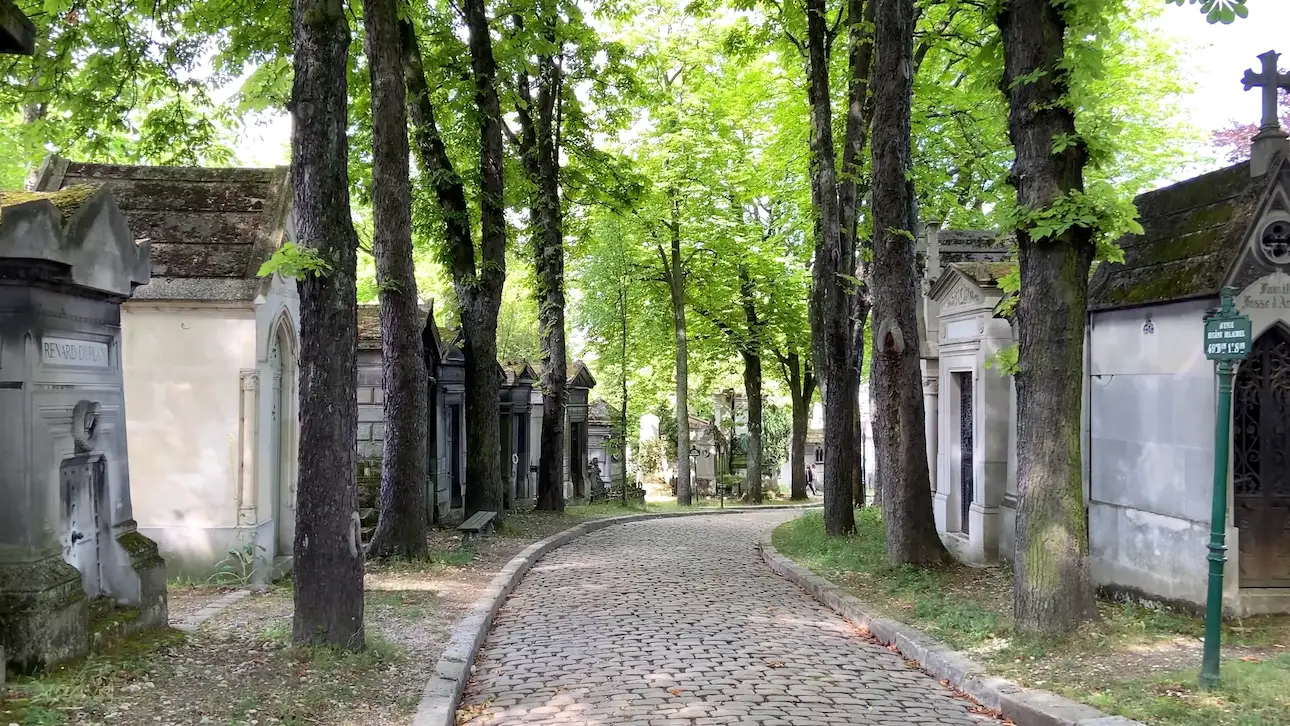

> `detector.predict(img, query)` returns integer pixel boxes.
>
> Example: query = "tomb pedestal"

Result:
[0,186,163,673]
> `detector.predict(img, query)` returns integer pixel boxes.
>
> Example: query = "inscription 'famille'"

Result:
[1243,281,1290,309]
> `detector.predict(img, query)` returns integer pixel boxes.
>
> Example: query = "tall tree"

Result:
[363,0,428,558]
[289,0,365,648]
[400,0,507,518]
[660,195,693,505]
[995,0,1097,633]
[870,0,946,564]
[803,0,860,535]
[513,9,569,512]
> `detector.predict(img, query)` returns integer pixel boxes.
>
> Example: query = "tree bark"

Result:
[514,23,568,513]
[400,12,506,519]
[289,0,364,648]
[662,197,692,506]
[737,264,764,503]
[871,0,947,565]
[460,0,507,517]
[363,0,428,560]
[851,308,867,507]
[996,0,1097,634]
[805,0,855,536]
[778,351,815,501]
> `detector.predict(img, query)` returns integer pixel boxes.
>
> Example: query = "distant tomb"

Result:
[0,185,167,673]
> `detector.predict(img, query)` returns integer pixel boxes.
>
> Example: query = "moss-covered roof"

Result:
[36,156,290,285]
[0,185,99,220]
[1088,160,1272,311]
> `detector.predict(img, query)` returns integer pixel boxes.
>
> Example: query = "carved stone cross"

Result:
[1243,50,1290,133]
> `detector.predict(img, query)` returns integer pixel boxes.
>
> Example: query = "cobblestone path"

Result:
[460,511,996,725]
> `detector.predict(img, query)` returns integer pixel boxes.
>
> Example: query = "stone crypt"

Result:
[0,185,167,673]
[916,51,1290,616]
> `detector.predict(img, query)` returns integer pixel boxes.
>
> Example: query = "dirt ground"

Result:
[1,510,597,726]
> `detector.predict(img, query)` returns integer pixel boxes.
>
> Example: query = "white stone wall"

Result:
[122,275,299,581]
[1087,298,1218,609]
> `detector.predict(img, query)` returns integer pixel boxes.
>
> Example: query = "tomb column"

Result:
[923,365,939,491]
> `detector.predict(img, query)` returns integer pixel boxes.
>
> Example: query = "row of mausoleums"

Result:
[916,147,1290,616]
[26,156,620,586]
[355,305,621,523]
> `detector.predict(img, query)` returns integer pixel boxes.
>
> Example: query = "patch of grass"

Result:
[367,545,478,574]
[1071,653,1290,726]
[1,629,184,725]
[772,510,1289,726]
[365,589,440,620]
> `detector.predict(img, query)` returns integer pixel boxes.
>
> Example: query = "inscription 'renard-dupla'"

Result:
[1244,280,1290,309]
[41,337,109,368]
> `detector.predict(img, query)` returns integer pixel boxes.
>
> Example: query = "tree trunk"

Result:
[664,198,692,506]
[459,0,507,518]
[742,351,763,503]
[805,0,855,536]
[514,17,568,513]
[738,264,764,503]
[780,352,813,501]
[789,398,809,500]
[997,0,1097,634]
[871,0,947,565]
[399,10,506,520]
[289,0,364,648]
[851,305,868,507]
[363,0,428,560]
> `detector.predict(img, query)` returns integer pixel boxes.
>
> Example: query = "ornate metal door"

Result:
[957,372,974,535]
[1233,327,1290,588]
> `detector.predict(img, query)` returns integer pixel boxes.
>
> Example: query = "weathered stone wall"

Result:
[356,350,386,461]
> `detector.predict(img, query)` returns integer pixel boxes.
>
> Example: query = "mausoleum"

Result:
[917,52,1290,615]
[0,185,167,672]
[36,157,300,583]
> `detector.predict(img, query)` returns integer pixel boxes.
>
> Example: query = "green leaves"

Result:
[258,242,334,280]
[1164,0,1248,24]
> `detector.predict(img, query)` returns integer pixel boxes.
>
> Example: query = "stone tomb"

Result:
[0,186,166,672]
[37,157,300,583]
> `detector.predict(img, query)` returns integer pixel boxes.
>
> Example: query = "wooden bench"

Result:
[457,511,497,538]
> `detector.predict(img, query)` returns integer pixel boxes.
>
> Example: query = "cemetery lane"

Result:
[459,511,997,725]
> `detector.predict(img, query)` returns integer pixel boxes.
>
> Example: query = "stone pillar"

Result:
[922,365,939,491]
[0,186,164,673]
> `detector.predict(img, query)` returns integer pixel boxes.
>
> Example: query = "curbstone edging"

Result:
[757,528,1146,726]
[412,503,821,726]
[172,588,251,633]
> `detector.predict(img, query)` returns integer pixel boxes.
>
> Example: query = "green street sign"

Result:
[1204,291,1252,362]
[1204,316,1251,360]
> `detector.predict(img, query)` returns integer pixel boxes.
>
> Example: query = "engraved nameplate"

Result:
[42,337,109,368]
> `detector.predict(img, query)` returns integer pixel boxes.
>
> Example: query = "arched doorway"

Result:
[1233,326,1290,588]
[268,322,296,559]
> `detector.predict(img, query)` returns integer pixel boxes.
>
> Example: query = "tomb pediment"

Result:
[928,263,1008,311]
[568,361,597,389]
[0,185,150,297]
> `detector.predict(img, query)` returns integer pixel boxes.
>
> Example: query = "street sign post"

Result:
[1200,287,1251,690]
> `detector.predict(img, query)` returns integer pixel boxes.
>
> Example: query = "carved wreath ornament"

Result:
[72,400,100,453]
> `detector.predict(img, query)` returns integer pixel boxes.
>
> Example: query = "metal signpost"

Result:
[1200,287,1251,690]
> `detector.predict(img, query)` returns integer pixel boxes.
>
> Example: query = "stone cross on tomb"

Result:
[1244,50,1290,135]
[1243,50,1290,176]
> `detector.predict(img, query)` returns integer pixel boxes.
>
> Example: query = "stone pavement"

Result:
[460,511,997,725]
